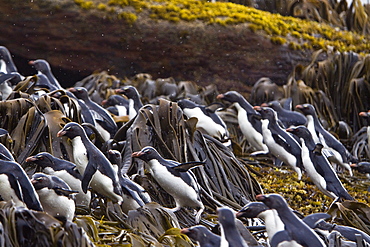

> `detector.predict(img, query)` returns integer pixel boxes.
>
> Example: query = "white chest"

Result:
[116,105,128,116]
[148,160,199,207]
[300,140,327,189]
[128,99,136,120]
[0,174,26,207]
[71,136,88,174]
[183,108,226,138]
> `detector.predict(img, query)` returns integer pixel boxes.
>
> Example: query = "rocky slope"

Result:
[0,0,312,91]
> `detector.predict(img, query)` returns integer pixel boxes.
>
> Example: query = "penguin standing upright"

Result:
[57,122,123,204]
[313,218,370,245]
[261,100,307,128]
[296,104,355,175]
[0,46,18,73]
[0,159,43,211]
[254,106,304,179]
[286,126,353,201]
[107,149,151,213]
[237,201,284,244]
[69,87,117,141]
[359,110,370,152]
[180,225,221,247]
[177,99,230,146]
[217,91,268,152]
[217,207,249,247]
[102,94,129,117]
[0,73,16,100]
[28,59,63,90]
[31,173,76,222]
[131,146,204,223]
[256,194,326,247]
[26,152,91,206]
[115,86,143,120]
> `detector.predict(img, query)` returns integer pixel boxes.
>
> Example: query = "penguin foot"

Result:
[195,206,205,224]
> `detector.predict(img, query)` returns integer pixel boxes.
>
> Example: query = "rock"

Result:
[0,0,312,90]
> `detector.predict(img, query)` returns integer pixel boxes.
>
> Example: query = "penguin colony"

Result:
[0,45,370,246]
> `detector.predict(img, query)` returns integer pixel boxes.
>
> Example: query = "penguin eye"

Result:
[39,157,44,160]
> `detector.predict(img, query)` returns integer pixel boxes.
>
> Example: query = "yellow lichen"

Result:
[73,0,370,53]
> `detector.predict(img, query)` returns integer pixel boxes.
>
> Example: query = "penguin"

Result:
[237,201,284,244]
[350,162,370,179]
[28,59,63,90]
[0,159,43,211]
[57,122,123,204]
[254,106,304,180]
[115,85,143,120]
[0,46,18,74]
[217,91,268,152]
[287,126,353,201]
[0,142,14,161]
[296,104,355,176]
[25,152,91,206]
[101,94,129,116]
[34,74,60,92]
[217,207,249,247]
[261,100,307,128]
[314,218,370,245]
[359,110,370,152]
[69,87,117,141]
[256,194,326,247]
[177,99,230,146]
[107,149,151,213]
[0,73,16,100]
[180,225,221,247]
[31,173,76,222]
[131,146,204,223]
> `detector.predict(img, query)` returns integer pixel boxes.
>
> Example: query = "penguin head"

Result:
[359,111,370,125]
[216,91,242,103]
[107,149,122,166]
[180,225,216,243]
[261,100,282,110]
[28,59,51,74]
[57,122,86,139]
[26,152,54,167]
[32,173,76,198]
[296,104,316,116]
[116,86,140,100]
[351,162,370,174]
[131,146,161,163]
[359,111,370,118]
[217,207,237,228]
[253,106,277,120]
[177,99,198,109]
[236,202,270,219]
[68,87,89,100]
[286,126,311,139]
[102,95,128,107]
[31,173,55,190]
[256,194,288,210]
